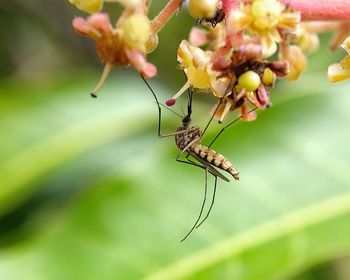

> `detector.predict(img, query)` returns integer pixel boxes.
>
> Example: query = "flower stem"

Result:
[280,0,350,21]
[150,0,185,34]
[222,0,242,48]
[222,0,239,12]
[223,0,350,21]
[91,62,112,98]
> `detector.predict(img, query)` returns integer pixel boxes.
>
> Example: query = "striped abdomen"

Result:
[191,144,240,180]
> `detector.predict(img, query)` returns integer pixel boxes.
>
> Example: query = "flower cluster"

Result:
[69,0,350,121]
[166,0,302,121]
[70,0,170,97]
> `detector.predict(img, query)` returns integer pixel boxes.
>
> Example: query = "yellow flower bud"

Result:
[262,68,276,87]
[238,71,261,92]
[69,0,103,13]
[120,14,151,52]
[145,34,159,54]
[188,0,219,19]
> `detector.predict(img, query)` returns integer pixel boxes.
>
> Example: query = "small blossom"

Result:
[120,14,152,52]
[208,44,288,122]
[328,37,350,83]
[189,22,226,50]
[228,0,300,51]
[72,12,156,96]
[166,40,213,105]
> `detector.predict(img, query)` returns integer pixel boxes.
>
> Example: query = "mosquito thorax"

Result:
[175,126,201,150]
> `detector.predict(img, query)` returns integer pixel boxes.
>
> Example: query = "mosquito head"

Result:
[182,114,191,127]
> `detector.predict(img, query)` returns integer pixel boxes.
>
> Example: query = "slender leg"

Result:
[141,75,197,138]
[201,79,235,139]
[176,158,206,170]
[141,75,163,137]
[175,137,200,160]
[177,156,220,230]
[208,107,257,148]
[195,175,218,229]
[176,156,217,178]
[181,168,208,242]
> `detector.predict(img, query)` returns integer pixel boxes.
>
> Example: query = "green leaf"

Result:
[1,73,350,280]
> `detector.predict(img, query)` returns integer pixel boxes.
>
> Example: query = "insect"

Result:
[141,76,254,241]
[196,9,225,27]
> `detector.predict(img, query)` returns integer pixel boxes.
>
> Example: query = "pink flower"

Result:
[73,12,156,96]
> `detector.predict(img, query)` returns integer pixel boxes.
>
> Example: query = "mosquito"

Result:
[141,75,255,242]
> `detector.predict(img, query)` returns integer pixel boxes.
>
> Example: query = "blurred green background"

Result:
[1,1,350,279]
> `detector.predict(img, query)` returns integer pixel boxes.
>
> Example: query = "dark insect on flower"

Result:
[142,75,255,241]
[196,9,225,28]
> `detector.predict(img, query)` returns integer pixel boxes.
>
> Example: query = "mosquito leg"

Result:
[177,156,220,179]
[141,75,200,139]
[200,79,235,139]
[176,158,206,170]
[181,168,208,242]
[185,154,204,166]
[140,75,164,138]
[141,75,181,138]
[208,107,258,148]
[175,136,201,160]
[195,175,218,229]
[185,147,221,227]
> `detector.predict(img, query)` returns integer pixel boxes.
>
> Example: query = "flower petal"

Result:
[125,49,157,78]
[69,0,103,13]
[328,63,350,83]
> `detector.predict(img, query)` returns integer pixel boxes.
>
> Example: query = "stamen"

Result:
[90,62,112,98]
[219,100,232,123]
[165,80,191,106]
[235,88,247,101]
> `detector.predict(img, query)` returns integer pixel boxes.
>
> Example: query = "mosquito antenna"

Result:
[180,102,185,117]
[196,175,217,229]
[208,107,258,148]
[201,79,235,137]
[181,168,208,242]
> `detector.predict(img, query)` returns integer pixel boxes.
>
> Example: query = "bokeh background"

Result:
[1,1,350,280]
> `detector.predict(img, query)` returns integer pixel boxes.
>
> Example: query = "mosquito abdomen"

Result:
[192,144,240,180]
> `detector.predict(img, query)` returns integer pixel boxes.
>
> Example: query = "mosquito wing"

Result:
[188,151,230,182]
